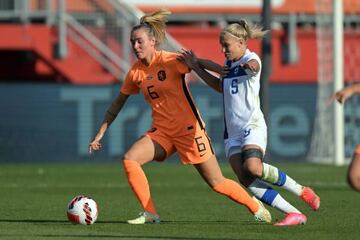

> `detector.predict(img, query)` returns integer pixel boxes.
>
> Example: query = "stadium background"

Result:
[2,2,360,239]
[0,0,359,163]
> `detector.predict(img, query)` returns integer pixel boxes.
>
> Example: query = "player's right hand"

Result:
[89,140,102,154]
[177,48,198,69]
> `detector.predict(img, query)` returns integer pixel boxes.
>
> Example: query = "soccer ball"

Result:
[67,195,98,225]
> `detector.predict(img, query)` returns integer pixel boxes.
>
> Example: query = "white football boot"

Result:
[127,211,161,224]
[253,197,272,223]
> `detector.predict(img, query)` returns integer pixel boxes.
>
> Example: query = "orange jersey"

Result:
[121,50,205,136]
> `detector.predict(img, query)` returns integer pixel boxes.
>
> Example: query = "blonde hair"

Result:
[220,20,268,42]
[132,9,171,47]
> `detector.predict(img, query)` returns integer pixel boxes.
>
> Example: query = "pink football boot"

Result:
[300,187,320,211]
[274,213,307,226]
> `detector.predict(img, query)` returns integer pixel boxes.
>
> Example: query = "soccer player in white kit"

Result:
[179,20,320,226]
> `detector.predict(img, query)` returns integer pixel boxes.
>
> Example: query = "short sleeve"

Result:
[246,52,261,68]
[120,69,140,95]
[245,52,261,77]
[175,58,190,75]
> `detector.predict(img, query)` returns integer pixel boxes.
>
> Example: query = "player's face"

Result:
[220,34,246,61]
[130,28,156,61]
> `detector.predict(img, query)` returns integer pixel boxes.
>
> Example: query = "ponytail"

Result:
[221,20,268,41]
[132,9,171,47]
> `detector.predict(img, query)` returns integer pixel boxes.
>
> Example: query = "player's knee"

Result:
[242,160,260,176]
[122,152,132,161]
[347,172,360,191]
[122,150,141,162]
[241,148,263,177]
[347,152,360,191]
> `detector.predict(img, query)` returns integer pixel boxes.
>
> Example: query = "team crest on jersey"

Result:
[234,67,239,74]
[157,70,166,81]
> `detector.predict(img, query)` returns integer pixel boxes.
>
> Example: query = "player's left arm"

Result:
[240,59,260,74]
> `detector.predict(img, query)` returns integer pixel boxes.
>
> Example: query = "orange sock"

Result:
[213,178,259,214]
[123,159,157,215]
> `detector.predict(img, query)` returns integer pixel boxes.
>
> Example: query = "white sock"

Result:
[248,179,300,214]
[262,163,303,196]
[271,195,301,214]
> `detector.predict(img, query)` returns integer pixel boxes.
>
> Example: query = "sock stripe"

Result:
[260,187,278,205]
[276,170,286,186]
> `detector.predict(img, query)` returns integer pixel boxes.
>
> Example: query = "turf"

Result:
[0,162,359,240]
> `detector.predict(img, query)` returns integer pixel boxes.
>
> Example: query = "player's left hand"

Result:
[240,60,260,73]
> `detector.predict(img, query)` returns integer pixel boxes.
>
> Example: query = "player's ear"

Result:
[150,36,156,47]
[238,39,245,46]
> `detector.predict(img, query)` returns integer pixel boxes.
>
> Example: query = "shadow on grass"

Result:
[0,233,254,240]
[0,219,259,225]
[0,219,69,223]
[0,219,261,240]
[155,220,260,226]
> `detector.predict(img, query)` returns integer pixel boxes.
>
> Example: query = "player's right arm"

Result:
[179,50,223,93]
[331,83,360,104]
[89,92,129,153]
[197,58,223,74]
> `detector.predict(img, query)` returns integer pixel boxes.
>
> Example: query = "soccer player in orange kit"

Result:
[88,9,271,224]
[330,83,360,191]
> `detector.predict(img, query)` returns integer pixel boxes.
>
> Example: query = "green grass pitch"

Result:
[0,162,359,240]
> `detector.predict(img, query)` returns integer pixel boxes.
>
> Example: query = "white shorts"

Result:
[224,126,267,159]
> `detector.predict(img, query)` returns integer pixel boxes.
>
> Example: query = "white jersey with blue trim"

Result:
[222,49,266,139]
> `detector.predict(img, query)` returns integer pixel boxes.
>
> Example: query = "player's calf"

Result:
[347,151,360,191]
